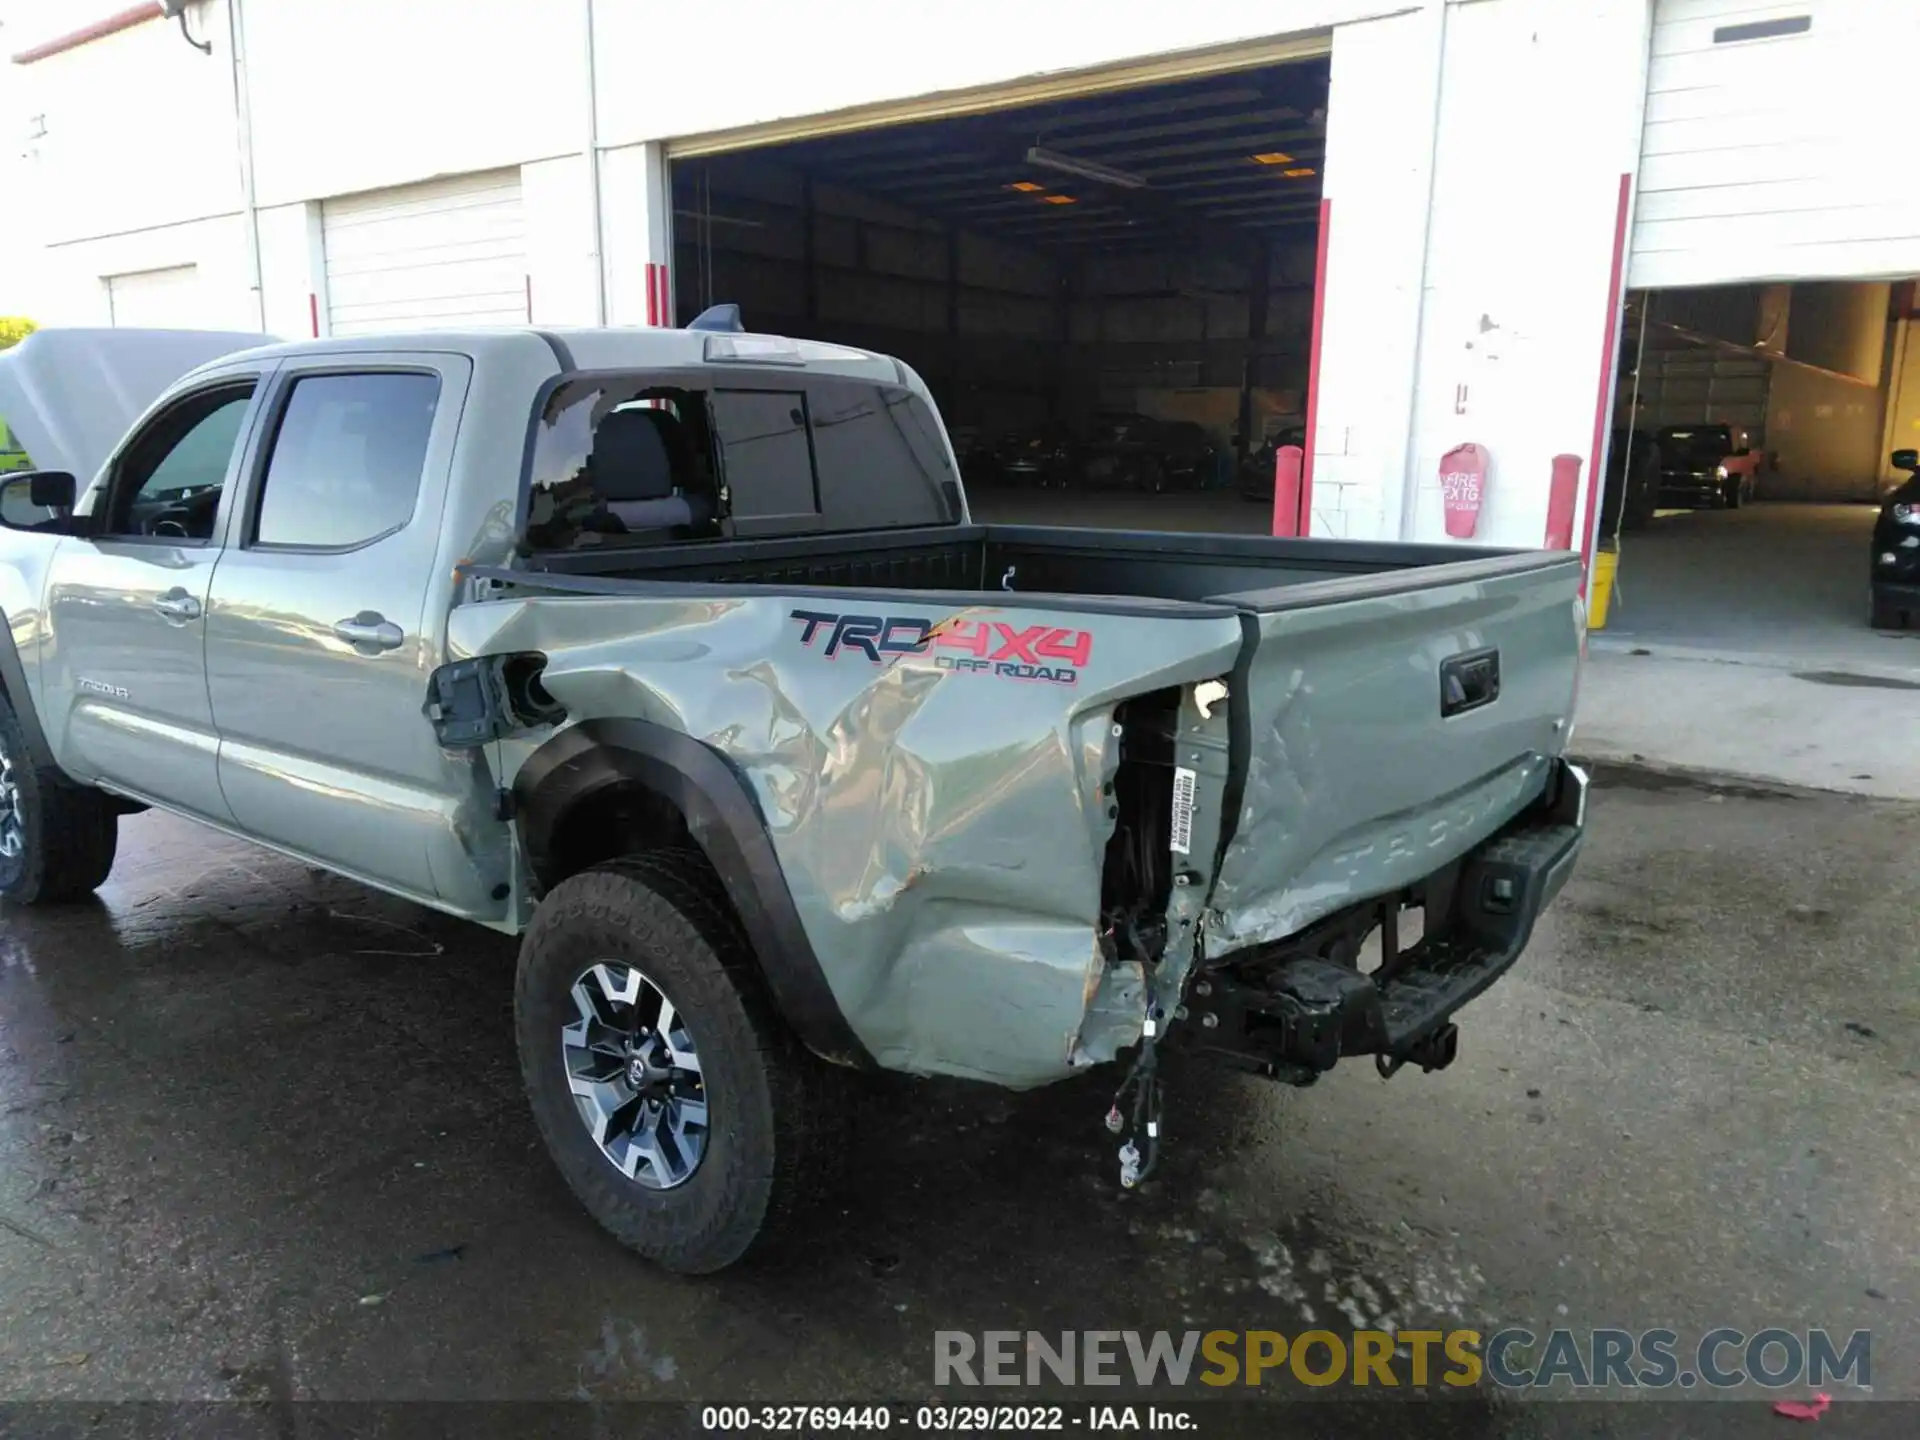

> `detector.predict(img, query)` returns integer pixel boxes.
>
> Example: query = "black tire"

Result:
[1870,598,1907,631]
[1616,456,1655,531]
[0,691,118,906]
[515,851,842,1274]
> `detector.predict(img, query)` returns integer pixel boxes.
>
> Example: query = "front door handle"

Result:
[153,589,202,623]
[332,611,405,653]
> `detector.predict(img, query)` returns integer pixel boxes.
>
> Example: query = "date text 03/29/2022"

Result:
[700,1405,1191,1432]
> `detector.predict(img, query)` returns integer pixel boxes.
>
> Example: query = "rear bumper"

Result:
[1872,578,1920,607]
[1178,758,1586,1078]
[1374,768,1583,1056]
[1658,477,1723,505]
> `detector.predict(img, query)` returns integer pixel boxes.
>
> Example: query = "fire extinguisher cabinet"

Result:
[1439,443,1489,539]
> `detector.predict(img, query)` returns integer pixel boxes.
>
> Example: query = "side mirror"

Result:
[0,471,78,533]
[29,471,75,508]
[1893,449,1919,471]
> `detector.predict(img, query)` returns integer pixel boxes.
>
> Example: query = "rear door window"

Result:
[252,372,440,550]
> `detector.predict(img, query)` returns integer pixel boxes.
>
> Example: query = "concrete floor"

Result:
[1579,504,1920,799]
[1,779,1914,1434]
[1598,504,1910,673]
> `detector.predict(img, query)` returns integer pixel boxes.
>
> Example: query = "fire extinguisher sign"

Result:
[1440,442,1489,539]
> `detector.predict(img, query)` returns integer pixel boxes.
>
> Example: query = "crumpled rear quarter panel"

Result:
[450,593,1242,1088]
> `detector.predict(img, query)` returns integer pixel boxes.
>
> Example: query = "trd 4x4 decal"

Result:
[788,609,1091,685]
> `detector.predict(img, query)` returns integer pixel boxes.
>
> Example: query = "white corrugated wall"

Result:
[105,265,204,327]
[321,170,527,335]
[1632,0,1920,287]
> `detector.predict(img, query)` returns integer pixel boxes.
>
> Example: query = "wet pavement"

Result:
[0,769,1915,1437]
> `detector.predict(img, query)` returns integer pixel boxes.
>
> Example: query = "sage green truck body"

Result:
[0,326,1587,1091]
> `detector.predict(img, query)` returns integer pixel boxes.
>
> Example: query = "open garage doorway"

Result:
[1595,280,1920,672]
[668,56,1330,535]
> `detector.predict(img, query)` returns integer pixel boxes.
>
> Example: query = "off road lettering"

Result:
[789,609,1090,685]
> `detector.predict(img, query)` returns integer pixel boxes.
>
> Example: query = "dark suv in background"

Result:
[1653,424,1757,509]
[1074,413,1220,492]
[1873,448,1920,629]
[956,416,1220,492]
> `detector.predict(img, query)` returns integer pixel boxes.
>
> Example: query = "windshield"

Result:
[1658,427,1731,461]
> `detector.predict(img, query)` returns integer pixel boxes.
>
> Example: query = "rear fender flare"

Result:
[0,612,56,769]
[513,717,872,1068]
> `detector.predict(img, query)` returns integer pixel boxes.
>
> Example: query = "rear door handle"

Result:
[153,589,202,622]
[332,612,405,653]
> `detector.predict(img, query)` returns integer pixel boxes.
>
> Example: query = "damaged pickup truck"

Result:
[0,317,1587,1273]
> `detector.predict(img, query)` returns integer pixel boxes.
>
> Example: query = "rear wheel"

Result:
[515,851,843,1273]
[0,693,118,906]
[1870,597,1907,630]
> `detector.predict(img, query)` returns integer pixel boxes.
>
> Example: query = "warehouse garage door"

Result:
[1631,1,1920,288]
[105,265,204,327]
[322,170,527,335]
[665,39,1332,535]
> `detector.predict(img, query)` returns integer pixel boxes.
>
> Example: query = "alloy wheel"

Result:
[0,731,22,860]
[561,961,709,1188]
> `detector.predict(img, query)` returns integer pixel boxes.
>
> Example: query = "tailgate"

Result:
[1203,552,1584,955]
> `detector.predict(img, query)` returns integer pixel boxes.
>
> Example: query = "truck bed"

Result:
[511,522,1550,610]
[459,524,1582,1086]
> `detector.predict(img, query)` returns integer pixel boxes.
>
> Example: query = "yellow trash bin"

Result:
[1588,545,1618,630]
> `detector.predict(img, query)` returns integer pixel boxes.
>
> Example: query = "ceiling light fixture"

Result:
[1249,152,1295,165]
[1282,167,1316,178]
[1042,194,1077,205]
[1025,146,1148,190]
[1007,181,1045,192]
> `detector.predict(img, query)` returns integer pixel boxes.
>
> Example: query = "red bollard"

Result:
[1271,445,1304,537]
[1544,453,1582,550]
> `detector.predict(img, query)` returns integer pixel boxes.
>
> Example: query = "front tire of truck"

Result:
[0,693,119,906]
[515,851,840,1274]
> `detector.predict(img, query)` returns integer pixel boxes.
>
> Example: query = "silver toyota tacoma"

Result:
[0,317,1587,1273]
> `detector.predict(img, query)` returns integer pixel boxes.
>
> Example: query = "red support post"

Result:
[1545,453,1583,550]
[1581,174,1635,586]
[1271,445,1304,536]
[1299,197,1332,535]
